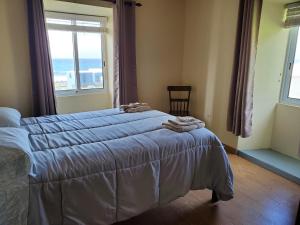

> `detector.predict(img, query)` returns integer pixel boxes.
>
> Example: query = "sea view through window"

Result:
[52,58,103,91]
[46,12,107,94]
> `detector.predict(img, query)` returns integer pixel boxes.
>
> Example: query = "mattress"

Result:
[20,109,234,225]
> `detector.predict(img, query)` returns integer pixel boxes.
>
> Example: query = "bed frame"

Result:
[212,190,220,203]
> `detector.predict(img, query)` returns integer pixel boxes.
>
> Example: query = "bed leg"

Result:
[211,190,220,203]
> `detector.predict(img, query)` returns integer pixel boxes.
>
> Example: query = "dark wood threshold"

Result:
[223,144,238,155]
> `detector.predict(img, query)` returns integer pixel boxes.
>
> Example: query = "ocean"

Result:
[52,58,104,90]
[52,58,102,75]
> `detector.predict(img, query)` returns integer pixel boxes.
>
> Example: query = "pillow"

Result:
[0,127,32,177]
[0,107,21,127]
[0,127,31,225]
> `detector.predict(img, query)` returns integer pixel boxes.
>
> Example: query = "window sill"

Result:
[277,102,300,109]
[55,88,107,97]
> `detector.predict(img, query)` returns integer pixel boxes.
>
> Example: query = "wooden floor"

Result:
[115,155,300,225]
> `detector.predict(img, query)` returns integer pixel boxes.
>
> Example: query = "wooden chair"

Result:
[167,86,192,116]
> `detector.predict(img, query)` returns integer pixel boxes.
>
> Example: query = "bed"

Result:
[0,108,234,225]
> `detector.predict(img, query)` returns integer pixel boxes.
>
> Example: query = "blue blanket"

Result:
[15,109,233,225]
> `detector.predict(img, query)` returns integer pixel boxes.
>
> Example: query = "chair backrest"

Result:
[167,86,192,116]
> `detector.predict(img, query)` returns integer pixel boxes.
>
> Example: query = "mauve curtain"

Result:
[227,0,262,138]
[27,0,57,116]
[113,0,138,107]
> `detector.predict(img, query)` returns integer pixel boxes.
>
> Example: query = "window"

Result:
[46,12,108,95]
[281,27,300,106]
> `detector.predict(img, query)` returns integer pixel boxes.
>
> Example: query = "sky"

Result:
[48,30,102,59]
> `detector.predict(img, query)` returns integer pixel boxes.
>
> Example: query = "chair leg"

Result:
[211,190,220,203]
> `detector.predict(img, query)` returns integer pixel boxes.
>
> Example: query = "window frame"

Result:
[45,11,109,97]
[280,27,300,106]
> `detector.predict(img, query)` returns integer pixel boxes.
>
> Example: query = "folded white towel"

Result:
[168,118,204,126]
[162,121,205,133]
[120,102,151,113]
[120,102,148,110]
[176,116,199,123]
[126,105,151,113]
[162,116,205,132]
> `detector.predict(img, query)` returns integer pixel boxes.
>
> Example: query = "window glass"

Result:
[46,12,107,94]
[289,31,300,99]
[76,20,101,27]
[48,30,76,91]
[281,27,300,105]
[46,18,72,25]
[77,32,104,89]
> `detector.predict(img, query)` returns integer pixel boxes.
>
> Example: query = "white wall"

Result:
[47,0,186,113]
[237,0,290,150]
[182,0,239,148]
[237,0,300,161]
[0,0,33,117]
[0,0,186,115]
[135,0,185,113]
[272,104,300,159]
[56,92,112,113]
[1,0,298,158]
[44,0,114,114]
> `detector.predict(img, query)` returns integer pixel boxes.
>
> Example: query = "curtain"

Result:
[113,0,138,107]
[27,0,57,116]
[227,0,262,138]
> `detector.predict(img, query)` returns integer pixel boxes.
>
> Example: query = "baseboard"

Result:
[223,144,238,155]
